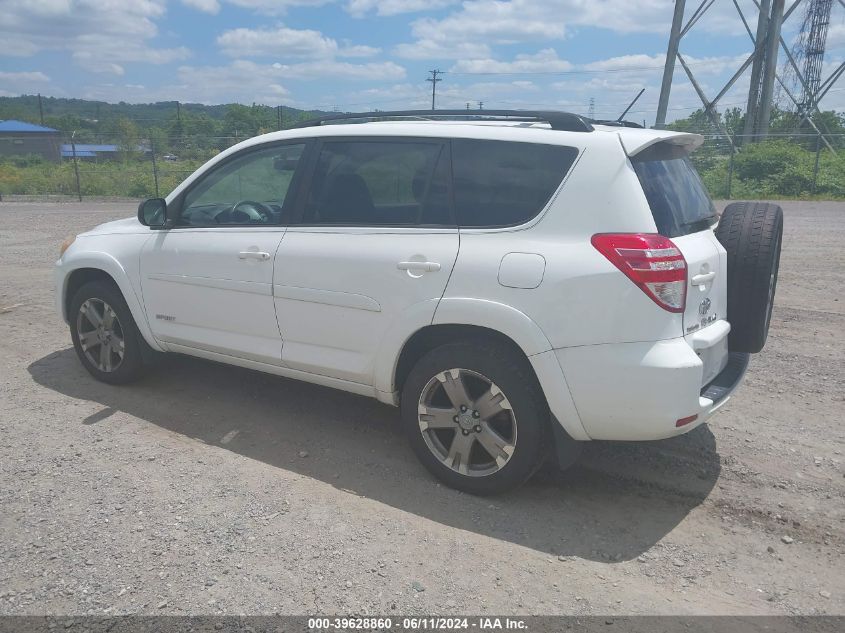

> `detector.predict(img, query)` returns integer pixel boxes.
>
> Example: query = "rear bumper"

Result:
[553,329,747,441]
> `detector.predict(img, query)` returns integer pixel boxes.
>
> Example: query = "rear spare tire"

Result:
[715,201,783,353]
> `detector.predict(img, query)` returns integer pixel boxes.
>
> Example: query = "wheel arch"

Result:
[64,268,118,321]
[393,323,531,398]
[59,255,163,352]
[381,297,590,443]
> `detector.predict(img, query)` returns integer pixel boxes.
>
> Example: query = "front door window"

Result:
[178,143,305,227]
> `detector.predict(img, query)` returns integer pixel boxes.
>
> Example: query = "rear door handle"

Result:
[397,261,441,273]
[691,271,716,285]
[239,251,271,261]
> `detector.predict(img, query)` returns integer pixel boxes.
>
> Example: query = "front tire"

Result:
[400,341,548,495]
[69,280,147,384]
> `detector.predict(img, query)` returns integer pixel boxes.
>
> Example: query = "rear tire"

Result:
[69,280,147,384]
[400,341,548,495]
[715,202,783,353]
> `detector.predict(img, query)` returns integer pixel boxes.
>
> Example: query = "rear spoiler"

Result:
[616,129,704,157]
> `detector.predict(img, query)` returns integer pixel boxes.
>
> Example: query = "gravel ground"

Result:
[0,200,842,616]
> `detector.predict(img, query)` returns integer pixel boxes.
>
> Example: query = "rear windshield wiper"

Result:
[678,215,717,230]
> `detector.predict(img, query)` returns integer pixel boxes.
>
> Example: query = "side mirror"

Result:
[138,198,168,228]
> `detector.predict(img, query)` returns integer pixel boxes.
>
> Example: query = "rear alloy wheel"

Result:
[401,342,547,495]
[418,368,517,477]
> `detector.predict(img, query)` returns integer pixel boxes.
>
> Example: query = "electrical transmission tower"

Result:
[655,0,843,150]
[783,0,835,116]
[427,69,443,111]
[587,97,595,120]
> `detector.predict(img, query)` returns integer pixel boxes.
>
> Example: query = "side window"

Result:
[451,139,579,227]
[302,141,451,226]
[178,143,305,227]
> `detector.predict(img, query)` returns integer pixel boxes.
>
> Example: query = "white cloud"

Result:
[451,49,573,74]
[346,0,456,17]
[394,40,491,60]
[217,26,381,61]
[181,0,221,13]
[392,0,759,61]
[226,0,334,15]
[81,57,406,105]
[582,54,666,72]
[0,71,50,82]
[0,70,52,98]
[218,26,340,58]
[269,59,406,80]
[0,0,190,73]
[410,3,566,46]
[826,22,845,51]
[339,44,381,57]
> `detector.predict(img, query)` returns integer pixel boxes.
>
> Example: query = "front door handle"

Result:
[397,261,441,273]
[239,251,271,261]
[691,271,716,286]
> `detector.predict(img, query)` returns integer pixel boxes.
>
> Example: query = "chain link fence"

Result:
[686,132,845,199]
[1,131,844,202]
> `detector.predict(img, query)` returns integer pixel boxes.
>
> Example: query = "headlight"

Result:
[59,235,76,257]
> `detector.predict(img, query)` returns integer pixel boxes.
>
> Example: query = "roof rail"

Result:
[591,119,644,129]
[292,110,595,133]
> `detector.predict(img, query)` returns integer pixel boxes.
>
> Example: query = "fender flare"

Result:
[375,297,589,441]
[58,252,165,352]
[433,297,554,356]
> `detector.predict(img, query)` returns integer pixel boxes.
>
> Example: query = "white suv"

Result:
[55,110,783,494]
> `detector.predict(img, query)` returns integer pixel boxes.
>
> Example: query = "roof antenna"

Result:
[617,88,645,122]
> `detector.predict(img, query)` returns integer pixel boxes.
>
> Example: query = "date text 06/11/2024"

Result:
[307,617,528,630]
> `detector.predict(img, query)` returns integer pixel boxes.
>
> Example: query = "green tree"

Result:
[115,117,141,161]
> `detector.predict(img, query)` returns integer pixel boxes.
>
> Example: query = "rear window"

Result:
[452,139,578,228]
[632,147,717,238]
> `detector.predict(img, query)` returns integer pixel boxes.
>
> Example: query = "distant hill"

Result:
[0,95,337,149]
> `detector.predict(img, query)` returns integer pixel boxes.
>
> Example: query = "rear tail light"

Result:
[591,233,687,313]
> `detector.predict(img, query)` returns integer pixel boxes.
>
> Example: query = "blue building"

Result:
[60,143,151,161]
[0,120,61,162]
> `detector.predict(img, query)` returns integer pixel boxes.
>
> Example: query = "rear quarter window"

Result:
[632,145,717,238]
[452,139,578,228]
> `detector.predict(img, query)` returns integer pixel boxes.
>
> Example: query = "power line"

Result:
[446,60,723,77]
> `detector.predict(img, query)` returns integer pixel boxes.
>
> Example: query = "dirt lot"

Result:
[0,200,842,617]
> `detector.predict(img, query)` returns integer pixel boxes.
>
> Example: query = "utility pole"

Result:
[277,105,283,130]
[70,131,82,202]
[466,102,471,110]
[427,69,443,111]
[176,101,181,123]
[37,93,44,125]
[478,101,484,110]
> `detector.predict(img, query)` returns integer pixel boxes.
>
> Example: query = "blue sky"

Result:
[1,0,843,124]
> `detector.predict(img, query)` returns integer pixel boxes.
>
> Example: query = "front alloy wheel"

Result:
[69,280,147,384]
[76,298,125,373]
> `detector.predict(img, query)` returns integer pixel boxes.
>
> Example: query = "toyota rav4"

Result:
[55,110,783,494]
